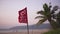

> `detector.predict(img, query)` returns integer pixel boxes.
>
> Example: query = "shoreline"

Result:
[0,29,50,34]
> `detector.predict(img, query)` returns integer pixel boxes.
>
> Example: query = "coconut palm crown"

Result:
[35,3,59,29]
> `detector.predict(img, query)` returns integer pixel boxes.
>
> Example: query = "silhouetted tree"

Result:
[35,3,60,29]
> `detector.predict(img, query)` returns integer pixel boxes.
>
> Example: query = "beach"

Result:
[0,29,50,34]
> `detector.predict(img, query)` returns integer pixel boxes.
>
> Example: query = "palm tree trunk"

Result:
[48,17,57,29]
[48,17,53,28]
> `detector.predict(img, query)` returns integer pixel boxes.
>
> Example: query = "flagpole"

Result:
[26,6,29,34]
[26,7,29,34]
[27,22,29,34]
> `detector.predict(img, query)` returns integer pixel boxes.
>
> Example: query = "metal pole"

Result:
[27,23,29,34]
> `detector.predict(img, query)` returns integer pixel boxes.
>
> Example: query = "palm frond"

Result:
[48,5,52,11]
[35,16,45,19]
[43,3,49,11]
[56,12,60,23]
[51,14,57,19]
[52,6,59,11]
[36,18,47,25]
[56,12,60,18]
[37,10,44,15]
[51,11,55,14]
[49,5,52,9]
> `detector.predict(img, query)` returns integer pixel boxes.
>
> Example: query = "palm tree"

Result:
[55,12,60,28]
[35,3,59,29]
[56,12,60,25]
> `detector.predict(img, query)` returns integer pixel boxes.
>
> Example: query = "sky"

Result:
[0,0,60,29]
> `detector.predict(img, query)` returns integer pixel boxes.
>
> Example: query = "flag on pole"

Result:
[18,7,29,34]
[18,7,28,23]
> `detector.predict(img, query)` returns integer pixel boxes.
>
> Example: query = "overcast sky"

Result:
[0,0,60,29]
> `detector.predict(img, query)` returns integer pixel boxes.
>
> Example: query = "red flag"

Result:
[18,7,28,23]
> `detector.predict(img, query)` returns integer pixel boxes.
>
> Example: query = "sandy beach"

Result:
[0,29,50,34]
